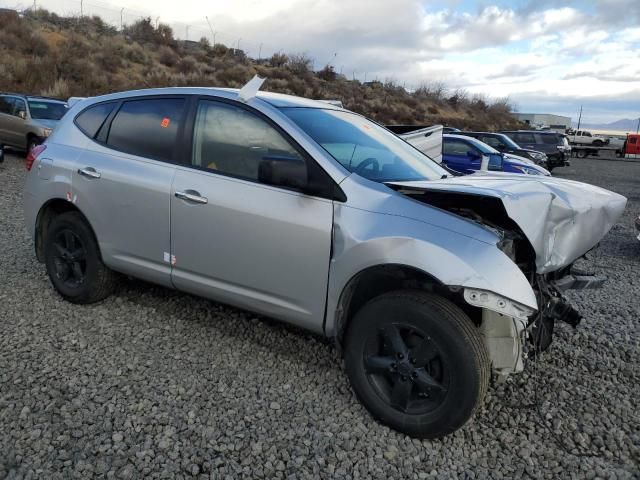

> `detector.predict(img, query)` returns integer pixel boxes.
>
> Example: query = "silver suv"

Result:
[0,93,68,160]
[23,86,626,438]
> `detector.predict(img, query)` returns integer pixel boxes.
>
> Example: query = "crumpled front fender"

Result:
[324,204,537,337]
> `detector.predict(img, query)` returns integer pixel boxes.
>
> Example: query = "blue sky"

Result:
[5,0,639,123]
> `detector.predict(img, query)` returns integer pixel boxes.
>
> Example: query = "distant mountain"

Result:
[572,118,639,132]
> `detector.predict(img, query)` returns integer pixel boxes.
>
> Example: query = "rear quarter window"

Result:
[75,102,116,138]
[106,98,185,162]
[514,133,536,144]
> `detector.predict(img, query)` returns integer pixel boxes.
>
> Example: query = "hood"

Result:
[503,154,551,176]
[504,153,535,166]
[30,119,59,130]
[387,173,626,274]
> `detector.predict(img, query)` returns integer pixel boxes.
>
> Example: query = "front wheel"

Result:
[44,211,118,304]
[344,291,490,439]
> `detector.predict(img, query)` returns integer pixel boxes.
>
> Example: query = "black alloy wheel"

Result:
[344,291,490,438]
[44,211,118,303]
[51,229,87,289]
[363,323,448,415]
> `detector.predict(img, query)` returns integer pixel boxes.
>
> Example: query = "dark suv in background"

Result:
[501,131,571,171]
[457,132,548,167]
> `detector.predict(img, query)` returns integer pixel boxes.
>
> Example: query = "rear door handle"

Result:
[78,167,101,179]
[175,190,208,204]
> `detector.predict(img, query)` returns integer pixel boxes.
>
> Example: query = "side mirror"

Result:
[467,150,481,160]
[17,110,26,120]
[258,155,308,191]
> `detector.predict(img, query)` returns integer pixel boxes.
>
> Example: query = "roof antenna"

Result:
[238,75,266,102]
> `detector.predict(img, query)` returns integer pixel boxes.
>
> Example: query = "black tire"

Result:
[576,150,588,159]
[344,291,490,439]
[44,211,118,304]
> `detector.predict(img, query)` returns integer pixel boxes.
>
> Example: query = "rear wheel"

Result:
[576,149,588,159]
[44,212,118,303]
[593,140,604,147]
[344,291,490,438]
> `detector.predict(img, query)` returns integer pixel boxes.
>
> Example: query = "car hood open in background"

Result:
[388,173,627,273]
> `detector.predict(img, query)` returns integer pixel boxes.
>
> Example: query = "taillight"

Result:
[26,144,46,171]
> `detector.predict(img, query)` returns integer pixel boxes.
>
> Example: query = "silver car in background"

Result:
[23,86,626,438]
[0,93,68,155]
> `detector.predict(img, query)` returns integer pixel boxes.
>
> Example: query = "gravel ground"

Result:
[1,153,638,479]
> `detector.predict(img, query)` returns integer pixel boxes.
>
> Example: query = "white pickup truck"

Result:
[569,130,609,147]
[387,124,443,163]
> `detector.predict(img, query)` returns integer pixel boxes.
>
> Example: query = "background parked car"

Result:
[456,131,548,167]
[501,130,570,171]
[443,134,550,175]
[0,93,68,154]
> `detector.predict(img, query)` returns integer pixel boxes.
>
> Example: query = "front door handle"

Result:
[78,167,101,179]
[175,190,208,204]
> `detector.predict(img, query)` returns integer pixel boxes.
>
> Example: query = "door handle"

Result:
[77,167,101,179]
[175,190,208,204]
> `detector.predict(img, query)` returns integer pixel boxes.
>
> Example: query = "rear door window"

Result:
[75,102,116,138]
[0,96,14,115]
[106,98,185,162]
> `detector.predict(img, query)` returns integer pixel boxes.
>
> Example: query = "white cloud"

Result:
[18,0,640,122]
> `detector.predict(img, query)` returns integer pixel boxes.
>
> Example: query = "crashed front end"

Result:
[388,174,627,376]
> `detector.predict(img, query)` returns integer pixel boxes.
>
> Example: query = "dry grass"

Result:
[0,9,523,130]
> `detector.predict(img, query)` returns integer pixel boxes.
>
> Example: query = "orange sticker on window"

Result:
[161,117,170,128]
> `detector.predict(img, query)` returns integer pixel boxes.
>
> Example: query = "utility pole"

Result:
[80,0,83,17]
[120,8,124,30]
[636,117,639,134]
[258,43,263,60]
[155,16,159,29]
[186,25,189,41]
[32,0,36,11]
[236,38,241,51]
[205,16,216,45]
[575,105,583,143]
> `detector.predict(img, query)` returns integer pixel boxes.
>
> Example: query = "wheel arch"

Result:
[330,263,481,351]
[34,198,98,262]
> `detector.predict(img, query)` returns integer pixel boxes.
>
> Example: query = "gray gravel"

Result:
[1,153,639,479]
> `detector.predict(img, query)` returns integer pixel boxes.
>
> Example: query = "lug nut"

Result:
[401,375,407,381]
[411,371,418,379]
[410,357,416,364]
[397,353,404,359]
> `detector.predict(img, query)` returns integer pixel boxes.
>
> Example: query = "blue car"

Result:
[443,134,550,176]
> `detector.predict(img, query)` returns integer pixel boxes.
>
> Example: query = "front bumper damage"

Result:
[476,264,606,377]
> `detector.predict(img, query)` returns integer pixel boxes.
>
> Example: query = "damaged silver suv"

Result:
[23,82,626,438]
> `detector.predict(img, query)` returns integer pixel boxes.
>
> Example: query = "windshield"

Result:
[281,108,449,182]
[28,101,68,120]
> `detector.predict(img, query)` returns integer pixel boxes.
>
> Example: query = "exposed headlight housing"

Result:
[42,128,53,137]
[530,152,546,161]
[464,288,536,320]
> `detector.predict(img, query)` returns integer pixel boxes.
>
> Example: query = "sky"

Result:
[7,0,640,123]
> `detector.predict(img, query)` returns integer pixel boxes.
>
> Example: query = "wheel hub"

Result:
[363,323,448,414]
